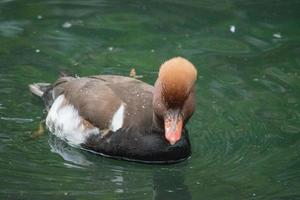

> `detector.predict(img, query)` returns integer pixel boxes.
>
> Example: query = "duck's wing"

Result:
[48,75,153,131]
[65,77,126,130]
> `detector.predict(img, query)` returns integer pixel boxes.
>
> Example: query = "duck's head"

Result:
[153,57,197,145]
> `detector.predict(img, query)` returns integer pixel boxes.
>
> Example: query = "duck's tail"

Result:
[29,83,51,97]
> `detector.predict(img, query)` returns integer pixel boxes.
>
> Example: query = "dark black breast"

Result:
[82,127,191,164]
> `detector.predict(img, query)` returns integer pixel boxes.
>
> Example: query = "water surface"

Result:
[0,0,300,199]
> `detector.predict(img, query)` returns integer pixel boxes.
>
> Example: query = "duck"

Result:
[29,57,197,163]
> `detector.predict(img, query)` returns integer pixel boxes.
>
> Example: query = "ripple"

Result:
[0,103,5,110]
[216,74,243,85]
[185,37,251,54]
[281,124,300,134]
[243,35,270,49]
[259,79,286,93]
[265,67,298,86]
[0,20,29,37]
[1,117,34,123]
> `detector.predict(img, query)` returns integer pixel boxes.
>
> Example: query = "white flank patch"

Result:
[110,103,125,132]
[46,95,99,146]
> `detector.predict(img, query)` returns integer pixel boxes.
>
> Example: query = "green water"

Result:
[1,0,300,199]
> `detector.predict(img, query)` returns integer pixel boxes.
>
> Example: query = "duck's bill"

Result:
[164,109,183,145]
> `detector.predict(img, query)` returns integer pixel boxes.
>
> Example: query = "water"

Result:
[0,0,300,199]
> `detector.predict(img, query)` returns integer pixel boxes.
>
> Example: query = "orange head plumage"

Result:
[158,57,197,108]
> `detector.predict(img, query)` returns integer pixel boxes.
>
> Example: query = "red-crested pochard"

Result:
[29,57,197,163]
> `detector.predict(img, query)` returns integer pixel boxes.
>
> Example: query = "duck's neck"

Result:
[152,112,164,132]
[152,80,164,131]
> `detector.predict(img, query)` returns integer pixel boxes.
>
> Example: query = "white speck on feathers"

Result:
[111,104,125,132]
[46,95,99,146]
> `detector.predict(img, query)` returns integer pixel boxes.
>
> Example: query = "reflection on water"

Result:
[48,134,191,199]
[0,0,300,199]
[48,135,92,167]
[153,169,191,200]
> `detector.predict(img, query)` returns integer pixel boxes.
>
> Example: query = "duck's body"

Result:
[30,57,197,163]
